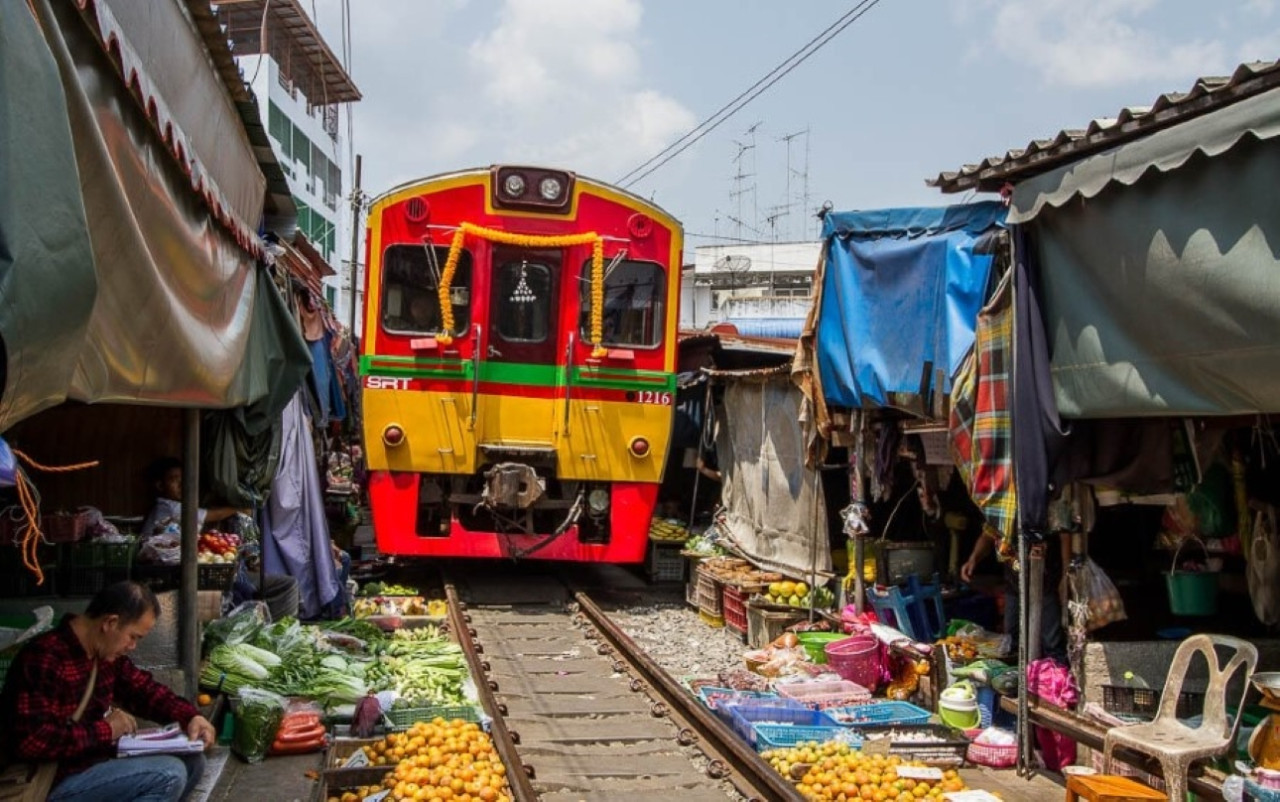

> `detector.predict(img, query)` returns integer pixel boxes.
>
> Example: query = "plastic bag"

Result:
[202,602,269,654]
[232,688,286,764]
[1074,558,1126,631]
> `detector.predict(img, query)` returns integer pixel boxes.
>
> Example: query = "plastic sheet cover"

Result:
[717,377,831,578]
[815,203,1006,411]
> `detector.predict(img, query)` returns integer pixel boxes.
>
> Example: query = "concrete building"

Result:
[212,0,362,323]
[680,241,821,338]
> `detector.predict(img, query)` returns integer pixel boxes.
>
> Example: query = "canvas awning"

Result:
[0,0,309,432]
[1010,86,1280,417]
[1009,86,1280,223]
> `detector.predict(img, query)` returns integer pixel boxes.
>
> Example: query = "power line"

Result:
[615,0,883,189]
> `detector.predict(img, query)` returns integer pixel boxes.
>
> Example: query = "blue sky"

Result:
[311,0,1278,249]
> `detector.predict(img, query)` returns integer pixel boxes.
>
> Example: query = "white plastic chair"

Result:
[1103,634,1257,802]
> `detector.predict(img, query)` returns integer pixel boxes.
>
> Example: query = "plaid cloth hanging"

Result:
[950,274,1017,548]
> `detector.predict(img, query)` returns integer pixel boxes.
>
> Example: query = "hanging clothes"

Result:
[263,391,340,619]
[950,272,1017,546]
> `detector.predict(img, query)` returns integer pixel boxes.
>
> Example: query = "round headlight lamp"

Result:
[503,173,527,197]
[538,176,563,201]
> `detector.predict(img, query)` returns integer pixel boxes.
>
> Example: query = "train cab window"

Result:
[494,259,553,342]
[579,259,666,348]
[381,244,472,334]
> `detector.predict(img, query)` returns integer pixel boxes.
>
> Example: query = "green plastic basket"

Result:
[384,704,480,731]
[796,632,846,664]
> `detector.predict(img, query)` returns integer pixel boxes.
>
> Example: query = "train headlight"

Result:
[628,436,651,458]
[587,487,610,514]
[502,173,526,198]
[382,424,406,447]
[538,176,563,201]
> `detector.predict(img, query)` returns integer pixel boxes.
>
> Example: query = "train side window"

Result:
[579,259,665,348]
[381,243,472,335]
[494,259,552,343]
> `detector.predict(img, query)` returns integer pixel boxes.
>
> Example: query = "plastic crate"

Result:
[197,563,237,591]
[776,680,872,711]
[754,722,856,752]
[699,610,725,628]
[728,699,828,747]
[41,510,92,543]
[385,704,481,731]
[1101,684,1203,720]
[696,687,779,724]
[862,725,970,766]
[646,541,686,583]
[696,565,723,617]
[746,603,805,649]
[722,585,749,634]
[66,540,138,571]
[685,575,699,608]
[824,700,931,728]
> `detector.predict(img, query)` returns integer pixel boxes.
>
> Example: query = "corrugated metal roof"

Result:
[930,59,1280,194]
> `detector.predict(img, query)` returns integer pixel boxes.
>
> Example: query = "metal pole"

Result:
[347,154,363,335]
[1017,533,1031,775]
[180,408,200,699]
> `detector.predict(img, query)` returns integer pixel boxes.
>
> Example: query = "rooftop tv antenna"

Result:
[729,122,762,240]
[779,128,810,240]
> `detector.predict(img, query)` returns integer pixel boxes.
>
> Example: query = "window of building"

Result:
[325,285,336,306]
[293,125,311,172]
[381,244,472,335]
[579,260,665,348]
[268,102,286,146]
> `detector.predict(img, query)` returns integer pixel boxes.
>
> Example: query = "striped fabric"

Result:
[950,275,1017,547]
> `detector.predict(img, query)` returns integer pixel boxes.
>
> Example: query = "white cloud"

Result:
[1245,0,1277,17]
[461,0,695,179]
[975,0,1231,88]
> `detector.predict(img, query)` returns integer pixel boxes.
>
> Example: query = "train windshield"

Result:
[493,256,554,344]
[580,259,666,348]
[381,244,472,335]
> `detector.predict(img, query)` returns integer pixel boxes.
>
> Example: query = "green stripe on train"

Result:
[361,355,674,390]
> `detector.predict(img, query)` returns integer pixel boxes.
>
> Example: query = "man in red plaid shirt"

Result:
[0,581,216,800]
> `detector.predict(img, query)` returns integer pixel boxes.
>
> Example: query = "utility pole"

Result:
[347,154,363,336]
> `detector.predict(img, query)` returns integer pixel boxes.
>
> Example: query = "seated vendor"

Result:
[142,458,300,622]
[0,581,216,801]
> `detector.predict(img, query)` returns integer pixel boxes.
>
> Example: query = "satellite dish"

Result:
[714,255,752,276]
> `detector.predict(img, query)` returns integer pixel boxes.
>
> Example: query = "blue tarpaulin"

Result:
[816,202,1007,409]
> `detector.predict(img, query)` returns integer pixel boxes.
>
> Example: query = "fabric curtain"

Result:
[717,377,831,578]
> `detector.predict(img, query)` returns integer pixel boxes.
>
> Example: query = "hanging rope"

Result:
[435,222,607,356]
[7,450,99,585]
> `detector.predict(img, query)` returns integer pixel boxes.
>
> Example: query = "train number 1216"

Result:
[636,391,672,405]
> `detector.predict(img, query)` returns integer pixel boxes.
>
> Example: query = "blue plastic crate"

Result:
[729,702,833,748]
[696,686,779,723]
[824,700,931,728]
[754,723,861,752]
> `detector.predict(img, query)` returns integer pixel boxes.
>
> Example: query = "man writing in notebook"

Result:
[0,581,215,801]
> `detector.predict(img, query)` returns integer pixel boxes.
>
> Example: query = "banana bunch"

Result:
[648,518,689,543]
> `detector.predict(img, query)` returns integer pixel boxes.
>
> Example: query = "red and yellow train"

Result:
[360,165,681,561]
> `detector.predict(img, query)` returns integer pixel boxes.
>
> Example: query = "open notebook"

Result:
[118,723,205,757]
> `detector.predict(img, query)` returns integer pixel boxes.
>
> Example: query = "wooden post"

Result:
[179,408,200,698]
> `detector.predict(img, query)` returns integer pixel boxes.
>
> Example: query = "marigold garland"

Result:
[435,222,607,356]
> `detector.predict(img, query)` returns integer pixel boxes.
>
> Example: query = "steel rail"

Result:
[573,591,805,802]
[443,582,540,802]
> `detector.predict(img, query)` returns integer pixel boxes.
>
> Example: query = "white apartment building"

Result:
[212,0,362,324]
[681,241,822,338]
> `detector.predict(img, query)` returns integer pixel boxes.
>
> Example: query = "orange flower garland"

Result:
[435,223,607,356]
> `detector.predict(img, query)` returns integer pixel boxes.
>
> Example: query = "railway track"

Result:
[443,570,802,802]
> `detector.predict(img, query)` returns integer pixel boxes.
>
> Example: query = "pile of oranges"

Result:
[762,740,970,801]
[328,717,512,802]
